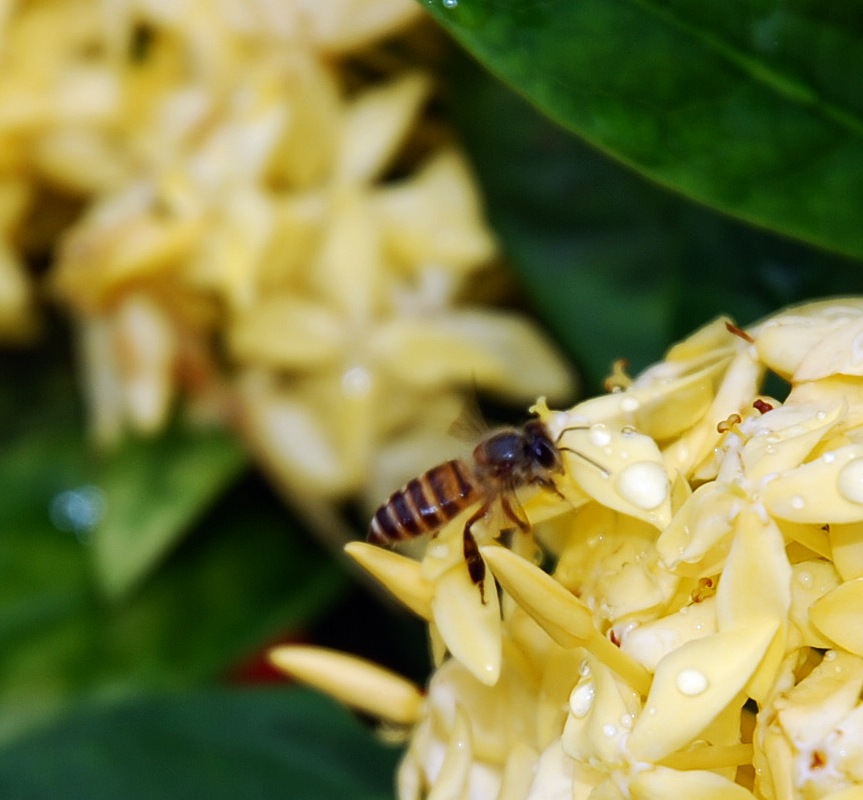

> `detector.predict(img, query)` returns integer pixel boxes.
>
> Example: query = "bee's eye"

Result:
[531,439,557,469]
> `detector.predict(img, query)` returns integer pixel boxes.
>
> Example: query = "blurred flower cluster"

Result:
[275,299,863,799]
[0,0,573,514]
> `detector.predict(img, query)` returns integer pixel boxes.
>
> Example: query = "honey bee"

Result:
[368,419,599,600]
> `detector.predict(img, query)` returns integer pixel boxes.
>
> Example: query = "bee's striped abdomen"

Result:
[368,460,479,545]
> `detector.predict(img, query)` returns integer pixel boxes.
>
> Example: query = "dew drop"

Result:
[620,397,640,413]
[589,424,612,447]
[790,495,806,510]
[615,461,669,510]
[838,457,863,504]
[570,682,595,718]
[823,452,836,464]
[824,650,837,662]
[602,724,617,738]
[619,713,634,730]
[49,485,105,541]
[796,570,813,589]
[442,0,458,7]
[676,668,709,696]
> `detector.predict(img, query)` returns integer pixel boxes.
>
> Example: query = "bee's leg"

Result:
[463,503,490,603]
[501,494,531,534]
[531,475,566,501]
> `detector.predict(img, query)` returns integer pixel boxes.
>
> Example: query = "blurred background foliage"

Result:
[1,0,862,796]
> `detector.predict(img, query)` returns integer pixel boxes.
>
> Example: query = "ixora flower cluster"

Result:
[273,298,863,799]
[0,0,572,511]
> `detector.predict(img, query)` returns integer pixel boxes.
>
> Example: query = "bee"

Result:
[368,419,600,600]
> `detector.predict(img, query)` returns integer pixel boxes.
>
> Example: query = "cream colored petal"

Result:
[655,483,736,574]
[335,72,432,183]
[620,596,717,672]
[432,562,502,686]
[774,651,863,744]
[228,296,343,368]
[751,300,863,379]
[269,645,424,725]
[562,655,641,767]
[313,186,381,322]
[740,399,846,482]
[236,372,353,496]
[427,707,473,800]
[663,315,740,363]
[374,149,497,273]
[113,293,176,435]
[788,561,841,650]
[344,542,433,620]
[372,310,575,403]
[810,579,863,657]
[558,425,671,529]
[830,522,863,581]
[794,315,863,381]
[76,315,126,446]
[629,766,756,800]
[293,0,423,52]
[715,511,790,703]
[481,545,651,695]
[627,619,778,762]
[663,348,763,479]
[760,443,863,524]
[497,742,539,800]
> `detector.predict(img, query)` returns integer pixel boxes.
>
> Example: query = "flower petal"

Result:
[629,765,756,800]
[627,619,777,762]
[810,579,863,657]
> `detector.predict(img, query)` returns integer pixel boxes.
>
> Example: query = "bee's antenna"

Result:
[555,425,610,477]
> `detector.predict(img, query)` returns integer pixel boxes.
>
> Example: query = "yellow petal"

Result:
[741,399,845,482]
[627,619,777,762]
[497,742,539,800]
[715,511,791,703]
[830,522,863,581]
[372,310,575,403]
[431,562,502,686]
[481,545,651,695]
[559,425,671,529]
[630,765,756,800]
[760,444,863,524]
[427,707,473,800]
[620,596,717,672]
[751,299,863,380]
[810,579,863,657]
[373,149,497,273]
[344,541,433,620]
[269,645,424,725]
[335,72,431,183]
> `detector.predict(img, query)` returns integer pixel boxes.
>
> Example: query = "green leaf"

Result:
[0,688,399,800]
[92,425,247,599]
[423,0,863,258]
[0,349,347,743]
[445,51,863,389]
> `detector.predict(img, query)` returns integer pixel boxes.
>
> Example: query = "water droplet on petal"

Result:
[838,457,863,504]
[569,682,595,718]
[620,397,639,413]
[442,0,458,7]
[589,424,612,447]
[790,495,805,510]
[796,570,813,588]
[615,461,668,510]
[676,668,709,696]
[823,452,836,464]
[602,724,617,738]
[341,365,372,397]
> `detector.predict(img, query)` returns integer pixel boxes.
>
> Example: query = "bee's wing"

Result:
[448,388,490,443]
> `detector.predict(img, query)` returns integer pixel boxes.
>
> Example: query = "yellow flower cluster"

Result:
[274,298,863,799]
[0,0,574,511]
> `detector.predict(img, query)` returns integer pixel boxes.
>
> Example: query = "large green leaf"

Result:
[445,51,863,389]
[0,688,399,800]
[422,0,863,258]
